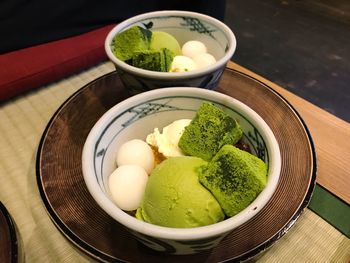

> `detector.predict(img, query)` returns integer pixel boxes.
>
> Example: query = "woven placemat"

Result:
[0,62,349,262]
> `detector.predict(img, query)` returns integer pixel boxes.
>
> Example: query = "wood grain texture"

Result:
[37,69,316,262]
[0,202,22,263]
[227,61,350,205]
[0,205,12,263]
[1,61,347,263]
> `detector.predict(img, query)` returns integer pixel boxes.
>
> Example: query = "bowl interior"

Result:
[97,97,270,193]
[83,88,280,240]
[106,11,233,62]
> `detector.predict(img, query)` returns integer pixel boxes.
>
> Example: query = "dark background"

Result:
[226,0,350,123]
[1,0,349,122]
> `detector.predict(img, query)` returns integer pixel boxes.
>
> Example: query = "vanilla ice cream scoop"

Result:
[116,139,154,174]
[146,119,192,157]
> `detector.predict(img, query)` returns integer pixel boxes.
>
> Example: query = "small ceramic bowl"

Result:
[82,88,281,255]
[105,10,236,94]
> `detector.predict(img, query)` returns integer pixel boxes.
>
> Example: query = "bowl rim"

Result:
[104,10,237,79]
[82,87,281,241]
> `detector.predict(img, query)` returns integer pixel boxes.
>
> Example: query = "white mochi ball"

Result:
[116,139,154,174]
[182,40,207,58]
[108,165,148,211]
[193,53,217,69]
[170,55,197,72]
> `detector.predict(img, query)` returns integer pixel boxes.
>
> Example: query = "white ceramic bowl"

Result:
[105,10,236,94]
[82,87,281,255]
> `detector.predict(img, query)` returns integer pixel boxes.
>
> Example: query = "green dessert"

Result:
[111,26,152,61]
[199,144,267,217]
[150,31,182,56]
[111,26,182,72]
[130,102,268,227]
[136,156,224,228]
[178,102,243,161]
[132,48,174,72]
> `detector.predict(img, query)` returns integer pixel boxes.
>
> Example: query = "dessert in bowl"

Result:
[105,10,236,94]
[82,87,281,255]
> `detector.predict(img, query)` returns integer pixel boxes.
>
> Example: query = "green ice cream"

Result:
[179,102,243,161]
[199,145,267,217]
[136,156,224,228]
[150,31,181,56]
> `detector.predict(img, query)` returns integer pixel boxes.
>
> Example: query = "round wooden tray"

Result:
[36,69,316,262]
[0,202,22,263]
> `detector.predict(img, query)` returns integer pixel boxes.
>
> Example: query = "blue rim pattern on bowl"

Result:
[104,10,237,95]
[114,15,230,52]
[82,87,281,255]
[93,95,268,201]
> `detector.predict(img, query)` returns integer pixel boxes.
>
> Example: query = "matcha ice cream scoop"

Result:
[150,31,181,56]
[136,156,224,228]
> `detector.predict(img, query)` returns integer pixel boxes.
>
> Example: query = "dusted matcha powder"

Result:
[179,102,243,161]
[111,26,180,72]
[132,48,174,72]
[199,145,267,217]
[111,26,152,61]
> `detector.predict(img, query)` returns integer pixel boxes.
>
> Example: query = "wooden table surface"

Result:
[227,61,350,205]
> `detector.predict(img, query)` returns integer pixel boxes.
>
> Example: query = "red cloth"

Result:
[0,24,116,102]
